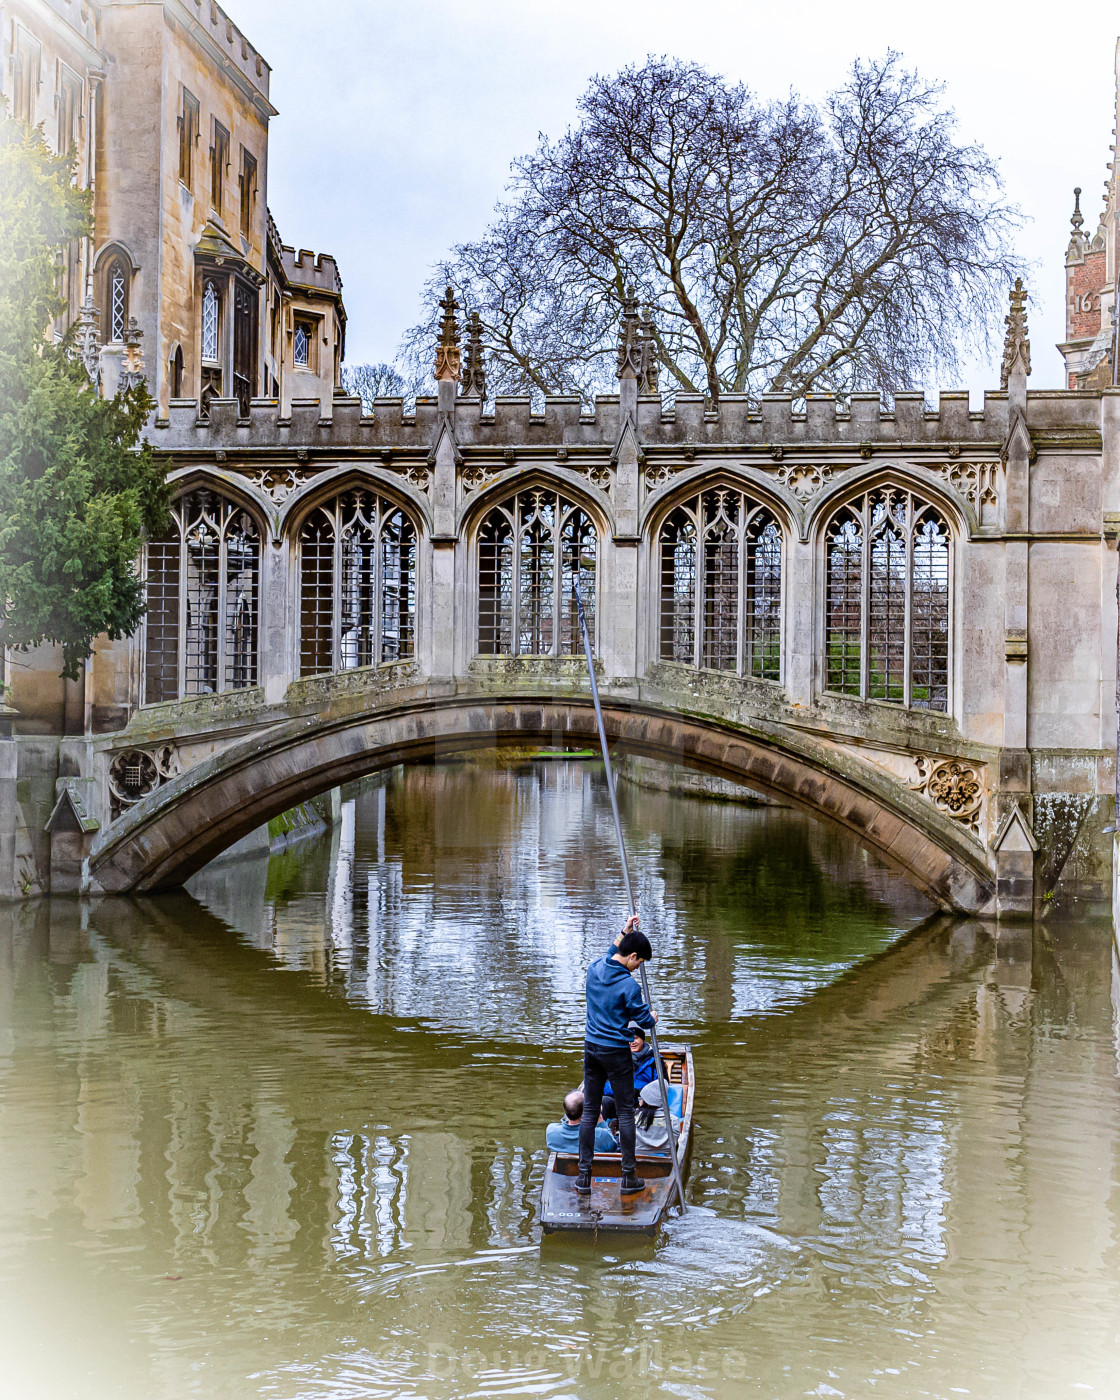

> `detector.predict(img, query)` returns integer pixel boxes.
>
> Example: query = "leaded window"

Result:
[293,321,309,367]
[298,491,417,677]
[658,488,782,680]
[201,280,220,363]
[824,486,950,711]
[143,490,260,703]
[476,489,596,656]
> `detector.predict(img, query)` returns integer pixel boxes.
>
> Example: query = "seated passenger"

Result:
[633,1081,681,1156]
[628,1025,658,1095]
[547,1090,617,1154]
[603,1024,658,1099]
[601,1094,619,1142]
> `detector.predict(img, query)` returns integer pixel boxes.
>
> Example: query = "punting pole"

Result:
[573,582,687,1215]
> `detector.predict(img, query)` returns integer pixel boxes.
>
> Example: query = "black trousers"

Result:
[579,1043,636,1176]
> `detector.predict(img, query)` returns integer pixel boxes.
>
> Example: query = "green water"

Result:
[0,761,1117,1398]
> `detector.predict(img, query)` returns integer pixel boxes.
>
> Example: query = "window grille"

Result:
[143,490,260,703]
[824,486,950,711]
[106,260,127,343]
[476,489,596,656]
[201,280,220,363]
[298,491,417,677]
[293,322,309,367]
[658,487,782,680]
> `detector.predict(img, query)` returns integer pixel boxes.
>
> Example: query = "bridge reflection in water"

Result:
[0,762,1117,1399]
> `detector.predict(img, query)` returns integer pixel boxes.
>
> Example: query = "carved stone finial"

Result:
[639,309,660,395]
[460,311,488,400]
[119,317,146,392]
[433,286,461,383]
[1071,186,1084,232]
[617,288,642,380]
[1000,278,1031,391]
[74,294,101,386]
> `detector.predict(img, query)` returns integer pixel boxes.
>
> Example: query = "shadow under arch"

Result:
[88,693,996,913]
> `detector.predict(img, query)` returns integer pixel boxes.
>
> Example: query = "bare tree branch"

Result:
[402,53,1022,405]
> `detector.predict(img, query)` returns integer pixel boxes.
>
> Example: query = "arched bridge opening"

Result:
[88,697,997,914]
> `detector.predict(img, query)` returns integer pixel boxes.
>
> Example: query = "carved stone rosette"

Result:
[109,745,179,821]
[778,462,832,500]
[251,467,307,503]
[907,756,984,837]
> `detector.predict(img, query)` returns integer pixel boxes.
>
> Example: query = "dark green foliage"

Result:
[0,107,168,680]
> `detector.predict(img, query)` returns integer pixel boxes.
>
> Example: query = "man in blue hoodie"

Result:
[577,913,656,1196]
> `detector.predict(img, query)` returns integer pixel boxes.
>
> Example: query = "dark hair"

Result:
[617,930,653,960]
[563,1090,584,1121]
[601,1094,617,1122]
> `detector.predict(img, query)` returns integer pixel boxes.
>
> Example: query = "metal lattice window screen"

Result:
[143,491,260,703]
[109,263,127,343]
[476,490,596,657]
[824,487,950,711]
[298,491,417,677]
[659,488,782,680]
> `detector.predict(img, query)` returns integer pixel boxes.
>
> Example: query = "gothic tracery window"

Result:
[658,487,782,680]
[143,490,261,703]
[476,489,596,656]
[824,486,950,711]
[298,491,417,677]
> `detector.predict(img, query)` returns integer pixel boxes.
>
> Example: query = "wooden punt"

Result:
[540,1044,694,1237]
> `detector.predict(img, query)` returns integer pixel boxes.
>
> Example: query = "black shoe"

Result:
[620,1173,646,1194]
[575,1170,592,1196]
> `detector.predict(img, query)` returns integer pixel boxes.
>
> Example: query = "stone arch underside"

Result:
[88,697,996,913]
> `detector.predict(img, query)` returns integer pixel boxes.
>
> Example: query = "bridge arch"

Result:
[88,693,996,914]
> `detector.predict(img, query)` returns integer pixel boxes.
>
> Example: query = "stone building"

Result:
[0,0,345,412]
[1,0,346,727]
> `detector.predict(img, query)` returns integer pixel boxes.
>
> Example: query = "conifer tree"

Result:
[0,107,168,681]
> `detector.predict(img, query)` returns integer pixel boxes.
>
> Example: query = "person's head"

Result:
[639,1082,664,1110]
[628,1024,647,1054]
[601,1094,617,1123]
[563,1090,584,1124]
[615,930,653,970]
[637,1080,664,1129]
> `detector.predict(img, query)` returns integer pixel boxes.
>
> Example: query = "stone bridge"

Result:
[10,296,1118,917]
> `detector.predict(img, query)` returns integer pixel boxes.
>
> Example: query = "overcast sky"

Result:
[230,0,1118,398]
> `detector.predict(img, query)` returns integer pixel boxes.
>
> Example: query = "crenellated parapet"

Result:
[151,386,1103,455]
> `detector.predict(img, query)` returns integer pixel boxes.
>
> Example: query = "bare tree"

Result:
[402,54,1020,403]
[340,361,411,411]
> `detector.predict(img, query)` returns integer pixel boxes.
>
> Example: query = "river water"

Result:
[1,760,1119,1399]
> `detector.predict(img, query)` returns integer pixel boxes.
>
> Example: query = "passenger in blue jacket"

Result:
[546,1091,617,1155]
[577,914,655,1197]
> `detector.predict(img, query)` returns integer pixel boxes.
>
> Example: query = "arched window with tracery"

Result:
[824,486,950,711]
[476,488,597,656]
[104,257,128,343]
[143,490,261,703]
[658,487,782,680]
[298,490,417,677]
